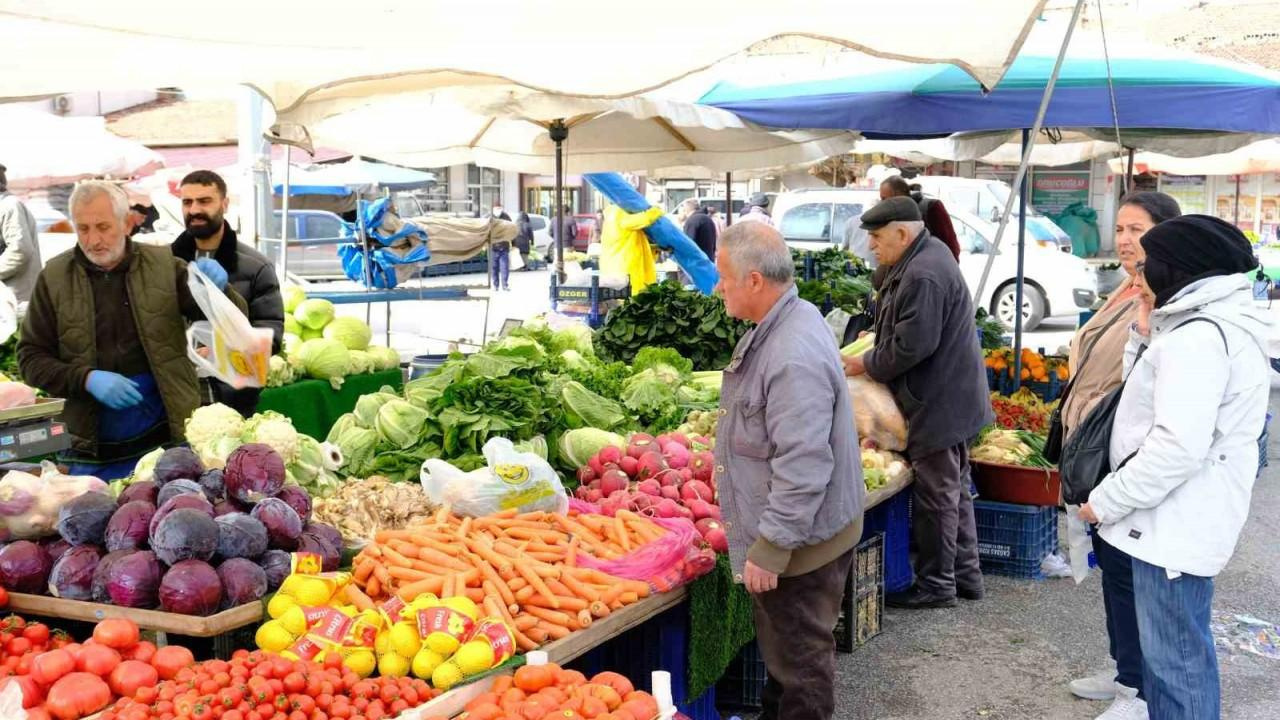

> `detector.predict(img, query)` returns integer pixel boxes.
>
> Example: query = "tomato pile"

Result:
[100,650,438,720]
[453,663,660,720]
[0,616,196,720]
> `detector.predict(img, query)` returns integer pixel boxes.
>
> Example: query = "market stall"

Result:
[256,369,403,441]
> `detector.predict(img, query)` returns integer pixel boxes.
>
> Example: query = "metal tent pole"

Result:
[1013,129,1030,390]
[974,0,1086,302]
[279,146,291,278]
[551,120,568,283]
[724,172,733,228]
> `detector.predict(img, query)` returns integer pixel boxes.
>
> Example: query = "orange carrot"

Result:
[577,610,594,628]
[559,571,599,603]
[344,584,375,611]
[589,601,612,619]
[524,605,575,628]
[516,561,560,608]
[614,515,632,552]
[366,575,382,599]
[538,622,571,640]
[387,566,431,582]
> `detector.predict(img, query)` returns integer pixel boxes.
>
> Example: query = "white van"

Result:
[771,188,1095,330]
[911,176,1074,254]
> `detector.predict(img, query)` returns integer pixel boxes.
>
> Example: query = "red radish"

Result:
[706,503,722,520]
[704,527,729,553]
[674,504,694,520]
[690,452,715,482]
[681,480,715,503]
[658,469,683,488]
[686,499,718,521]
[663,443,691,470]
[636,479,662,497]
[679,467,694,483]
[627,434,657,459]
[636,452,667,481]
[656,434,672,447]
[584,488,604,504]
[577,466,598,484]
[654,498,681,518]
[629,494,658,513]
[599,446,623,465]
[660,485,681,501]
[668,432,691,449]
[599,469,630,496]
[588,455,605,476]
[695,518,722,536]
[619,455,640,478]
[600,491,631,516]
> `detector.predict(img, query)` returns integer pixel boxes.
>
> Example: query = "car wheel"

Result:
[992,282,1046,331]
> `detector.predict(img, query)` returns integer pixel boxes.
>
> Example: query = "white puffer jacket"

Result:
[1091,274,1271,577]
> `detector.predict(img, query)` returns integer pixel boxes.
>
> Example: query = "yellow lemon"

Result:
[378,652,411,678]
[336,604,358,618]
[411,648,447,680]
[343,649,377,678]
[293,578,333,606]
[440,595,479,620]
[278,574,304,598]
[254,621,294,652]
[409,594,439,613]
[279,606,309,636]
[374,629,393,657]
[389,622,421,658]
[267,593,297,619]
[431,660,464,692]
[451,640,494,676]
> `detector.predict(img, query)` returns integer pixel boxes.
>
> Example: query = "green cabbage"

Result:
[374,399,429,450]
[323,316,372,351]
[365,345,400,371]
[282,285,307,314]
[297,338,350,389]
[200,435,244,470]
[300,327,324,341]
[514,435,549,460]
[294,298,336,330]
[561,380,627,430]
[549,324,594,356]
[241,411,300,464]
[326,413,362,442]
[284,315,302,337]
[403,363,462,408]
[128,447,165,485]
[185,403,246,458]
[282,333,303,357]
[557,428,626,469]
[336,426,380,475]
[347,350,373,376]
[354,389,399,427]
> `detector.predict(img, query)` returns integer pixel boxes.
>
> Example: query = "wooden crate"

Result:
[4,593,263,637]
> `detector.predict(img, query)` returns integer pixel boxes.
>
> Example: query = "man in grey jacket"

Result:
[0,164,43,307]
[845,196,992,609]
[715,221,863,720]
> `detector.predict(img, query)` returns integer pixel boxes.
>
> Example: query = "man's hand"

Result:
[743,561,778,594]
[85,370,142,410]
[193,258,229,291]
[843,353,866,377]
[1078,503,1099,524]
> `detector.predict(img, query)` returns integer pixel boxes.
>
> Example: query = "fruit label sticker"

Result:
[290,553,324,575]
[378,595,407,624]
[345,618,379,650]
[472,618,516,666]
[287,636,323,662]
[309,609,354,644]
[417,606,476,643]
[303,606,335,626]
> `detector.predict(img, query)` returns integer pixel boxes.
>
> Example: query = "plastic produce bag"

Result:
[0,461,109,539]
[846,376,908,451]
[566,499,716,589]
[1066,505,1094,584]
[420,437,568,518]
[0,382,36,410]
[185,263,273,389]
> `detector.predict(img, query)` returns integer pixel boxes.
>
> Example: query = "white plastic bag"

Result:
[185,264,273,389]
[846,376,908,451]
[0,462,108,539]
[0,678,28,719]
[1066,505,1095,584]
[420,437,569,518]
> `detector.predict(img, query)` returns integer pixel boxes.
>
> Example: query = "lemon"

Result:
[389,622,422,658]
[440,595,479,619]
[267,593,297,619]
[431,660,464,691]
[293,578,333,606]
[255,621,294,652]
[374,629,393,656]
[451,640,494,676]
[336,604,358,618]
[279,605,309,636]
[357,609,384,630]
[409,594,439,613]
[344,649,377,678]
[378,652,411,678]
[278,574,304,598]
[411,647,447,680]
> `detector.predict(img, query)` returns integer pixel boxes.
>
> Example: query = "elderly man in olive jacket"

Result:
[845,196,993,609]
[714,222,863,720]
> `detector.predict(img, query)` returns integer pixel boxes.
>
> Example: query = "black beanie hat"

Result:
[1140,214,1257,308]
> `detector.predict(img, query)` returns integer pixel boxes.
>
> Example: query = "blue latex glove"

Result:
[193,258,228,291]
[85,370,143,410]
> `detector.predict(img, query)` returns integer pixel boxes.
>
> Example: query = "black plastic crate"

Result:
[974,500,1058,579]
[715,639,766,710]
[835,532,885,653]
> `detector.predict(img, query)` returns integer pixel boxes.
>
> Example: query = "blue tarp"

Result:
[337,198,431,289]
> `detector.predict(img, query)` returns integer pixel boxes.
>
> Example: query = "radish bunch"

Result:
[573,432,727,553]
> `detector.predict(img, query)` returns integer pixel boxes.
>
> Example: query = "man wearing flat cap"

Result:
[845,196,992,609]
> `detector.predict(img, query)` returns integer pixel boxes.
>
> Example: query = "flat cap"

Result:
[860,195,921,230]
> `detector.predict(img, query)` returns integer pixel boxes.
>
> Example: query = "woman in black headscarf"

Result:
[1078,215,1268,720]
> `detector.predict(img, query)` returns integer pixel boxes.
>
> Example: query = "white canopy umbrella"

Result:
[1107,139,1280,176]
[0,106,164,190]
[0,1,1046,113]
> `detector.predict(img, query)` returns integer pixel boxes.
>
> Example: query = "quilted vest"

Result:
[44,244,199,455]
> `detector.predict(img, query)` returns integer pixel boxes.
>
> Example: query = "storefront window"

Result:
[416,167,450,212]
[467,165,502,216]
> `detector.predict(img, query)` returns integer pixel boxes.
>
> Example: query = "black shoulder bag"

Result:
[1058,317,1226,505]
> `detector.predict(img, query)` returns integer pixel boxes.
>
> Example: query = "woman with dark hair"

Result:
[1062,192,1181,720]
[1078,215,1267,720]
[515,212,533,269]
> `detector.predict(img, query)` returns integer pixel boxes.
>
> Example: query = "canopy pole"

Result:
[551,120,569,283]
[1125,147,1136,194]
[974,0,1086,302]
[1013,129,1030,390]
[1234,174,1241,225]
[280,145,291,280]
[725,172,733,227]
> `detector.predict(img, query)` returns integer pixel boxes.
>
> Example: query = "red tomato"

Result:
[45,671,113,720]
[93,619,140,650]
[22,622,49,646]
[30,648,75,686]
[121,639,157,664]
[109,660,159,699]
[77,643,122,677]
[152,645,196,680]
[0,675,42,708]
[0,587,9,607]
[6,636,31,656]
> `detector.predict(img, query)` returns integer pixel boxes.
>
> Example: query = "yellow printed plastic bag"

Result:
[599,205,662,293]
[419,437,568,517]
[186,264,273,389]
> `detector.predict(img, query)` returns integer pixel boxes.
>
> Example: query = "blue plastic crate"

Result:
[715,640,766,710]
[973,500,1058,579]
[861,489,912,592]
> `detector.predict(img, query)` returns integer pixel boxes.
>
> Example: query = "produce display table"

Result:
[255,368,403,440]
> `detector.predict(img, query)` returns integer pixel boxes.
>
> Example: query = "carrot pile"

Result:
[349,507,665,652]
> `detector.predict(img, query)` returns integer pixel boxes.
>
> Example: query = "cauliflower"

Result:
[185,403,246,457]
[241,411,301,465]
[266,355,295,388]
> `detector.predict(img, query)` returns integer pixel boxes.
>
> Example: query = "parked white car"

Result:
[911,175,1074,254]
[771,189,1095,330]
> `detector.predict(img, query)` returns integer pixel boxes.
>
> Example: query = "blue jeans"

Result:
[491,246,510,288]
[1093,533,1144,697]
[1132,556,1219,720]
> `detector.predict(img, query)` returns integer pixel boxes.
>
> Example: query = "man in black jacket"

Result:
[680,199,717,260]
[845,196,992,609]
[171,170,284,417]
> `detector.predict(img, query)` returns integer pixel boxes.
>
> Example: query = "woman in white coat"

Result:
[1079,215,1270,720]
